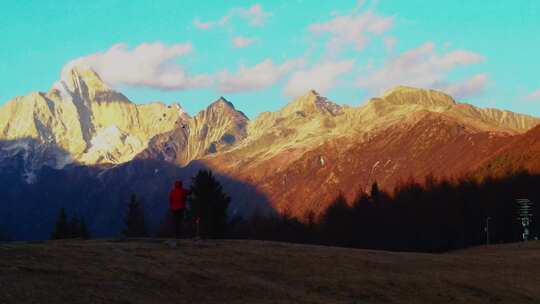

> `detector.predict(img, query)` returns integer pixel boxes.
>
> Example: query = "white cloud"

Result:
[309,10,394,52]
[236,4,272,26]
[193,16,229,30]
[193,4,271,30]
[383,36,397,52]
[63,42,213,90]
[217,58,304,93]
[232,36,257,48]
[444,73,488,99]
[525,88,540,101]
[193,18,213,30]
[357,42,485,98]
[284,60,356,97]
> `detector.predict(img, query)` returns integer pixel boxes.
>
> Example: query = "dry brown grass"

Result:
[0,239,539,304]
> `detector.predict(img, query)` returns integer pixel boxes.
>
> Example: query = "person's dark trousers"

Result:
[171,209,185,239]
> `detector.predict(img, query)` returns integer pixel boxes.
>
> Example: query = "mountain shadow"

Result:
[0,138,274,240]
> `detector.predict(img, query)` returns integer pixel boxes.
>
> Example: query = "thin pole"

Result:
[196,217,200,240]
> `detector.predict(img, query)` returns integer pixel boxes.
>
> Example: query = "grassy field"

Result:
[0,239,539,304]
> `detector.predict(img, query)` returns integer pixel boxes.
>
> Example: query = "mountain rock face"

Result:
[138,97,248,165]
[0,67,186,177]
[2,69,540,239]
[198,87,539,216]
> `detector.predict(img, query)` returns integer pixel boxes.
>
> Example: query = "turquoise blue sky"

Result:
[1,0,539,118]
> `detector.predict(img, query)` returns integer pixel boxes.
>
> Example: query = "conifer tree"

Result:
[321,193,353,246]
[370,182,380,201]
[123,194,148,237]
[189,170,230,238]
[68,214,80,238]
[0,227,10,242]
[51,207,69,239]
[79,216,91,239]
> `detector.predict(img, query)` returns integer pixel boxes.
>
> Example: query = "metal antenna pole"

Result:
[516,199,533,242]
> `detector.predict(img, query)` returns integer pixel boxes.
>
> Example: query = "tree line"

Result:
[51,208,90,239]
[51,169,230,240]
[229,170,539,252]
[49,169,538,252]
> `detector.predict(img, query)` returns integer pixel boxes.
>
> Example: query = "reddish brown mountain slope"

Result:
[207,112,513,216]
[476,124,540,176]
[138,86,539,217]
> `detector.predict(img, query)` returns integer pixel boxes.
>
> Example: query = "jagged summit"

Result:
[62,66,108,89]
[49,65,124,103]
[206,96,249,120]
[60,66,109,90]
[306,89,320,97]
[140,96,249,165]
[281,89,342,116]
[210,96,235,108]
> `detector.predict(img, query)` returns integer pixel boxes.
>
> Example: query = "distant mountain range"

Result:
[1,67,539,239]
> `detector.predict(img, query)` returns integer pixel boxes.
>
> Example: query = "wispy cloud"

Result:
[444,73,488,99]
[56,3,493,102]
[193,4,271,30]
[193,18,213,30]
[232,36,257,48]
[524,88,540,101]
[236,4,272,27]
[357,42,485,98]
[62,42,212,90]
[524,89,540,101]
[193,16,229,30]
[217,58,304,93]
[284,60,355,97]
[383,36,397,52]
[309,10,394,53]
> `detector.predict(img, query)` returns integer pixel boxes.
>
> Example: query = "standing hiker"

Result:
[169,180,191,238]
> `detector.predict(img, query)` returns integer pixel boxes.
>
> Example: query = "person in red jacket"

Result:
[169,180,192,238]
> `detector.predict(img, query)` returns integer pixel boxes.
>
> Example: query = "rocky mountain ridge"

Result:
[1,67,540,230]
[0,67,187,180]
[195,87,539,216]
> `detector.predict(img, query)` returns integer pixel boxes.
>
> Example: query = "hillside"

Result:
[476,125,540,177]
[1,239,539,304]
[200,88,539,216]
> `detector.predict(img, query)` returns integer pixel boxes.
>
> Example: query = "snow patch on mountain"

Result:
[81,125,143,164]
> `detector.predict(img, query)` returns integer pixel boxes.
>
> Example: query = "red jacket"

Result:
[169,181,192,211]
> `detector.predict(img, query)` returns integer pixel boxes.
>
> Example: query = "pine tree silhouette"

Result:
[370,182,380,201]
[51,208,69,239]
[321,193,353,246]
[79,216,91,239]
[0,227,10,242]
[68,214,80,238]
[123,194,148,237]
[189,170,230,238]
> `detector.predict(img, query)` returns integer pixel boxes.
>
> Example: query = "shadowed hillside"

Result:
[0,138,273,240]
